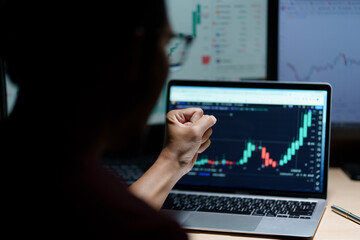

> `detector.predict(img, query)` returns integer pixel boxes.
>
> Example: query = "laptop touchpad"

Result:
[184,213,261,231]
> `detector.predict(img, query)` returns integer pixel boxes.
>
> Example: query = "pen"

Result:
[331,205,360,225]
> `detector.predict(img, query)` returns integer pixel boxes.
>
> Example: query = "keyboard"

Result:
[163,193,317,219]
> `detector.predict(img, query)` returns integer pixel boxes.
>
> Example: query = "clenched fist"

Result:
[161,108,217,176]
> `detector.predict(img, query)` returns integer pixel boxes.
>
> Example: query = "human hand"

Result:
[129,108,216,209]
[161,108,217,177]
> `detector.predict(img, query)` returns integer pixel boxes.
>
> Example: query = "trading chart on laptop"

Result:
[168,85,328,193]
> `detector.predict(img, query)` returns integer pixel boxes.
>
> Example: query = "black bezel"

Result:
[0,58,7,121]
[167,79,331,199]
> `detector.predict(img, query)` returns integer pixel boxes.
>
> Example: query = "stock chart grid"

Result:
[170,102,325,193]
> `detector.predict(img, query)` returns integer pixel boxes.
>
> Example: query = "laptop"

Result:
[161,80,331,238]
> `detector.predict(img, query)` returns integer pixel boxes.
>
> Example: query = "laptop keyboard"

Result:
[103,157,317,219]
[162,193,317,219]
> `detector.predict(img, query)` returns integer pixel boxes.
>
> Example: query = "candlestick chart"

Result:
[195,109,313,169]
[173,102,325,192]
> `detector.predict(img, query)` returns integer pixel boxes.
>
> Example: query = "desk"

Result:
[187,168,360,240]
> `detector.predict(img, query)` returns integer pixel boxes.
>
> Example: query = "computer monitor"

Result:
[148,0,274,125]
[277,0,360,172]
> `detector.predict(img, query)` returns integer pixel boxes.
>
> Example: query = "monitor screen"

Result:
[277,0,360,130]
[168,82,330,194]
[148,0,270,124]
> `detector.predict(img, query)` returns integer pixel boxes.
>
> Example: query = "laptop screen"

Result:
[167,80,331,196]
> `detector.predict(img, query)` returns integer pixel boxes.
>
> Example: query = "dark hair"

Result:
[0,0,169,156]
[0,0,167,99]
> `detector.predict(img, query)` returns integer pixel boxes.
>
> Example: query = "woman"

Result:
[0,0,216,239]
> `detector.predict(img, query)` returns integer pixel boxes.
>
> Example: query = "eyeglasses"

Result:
[165,33,193,71]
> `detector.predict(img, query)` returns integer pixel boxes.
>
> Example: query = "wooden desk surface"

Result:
[187,168,360,240]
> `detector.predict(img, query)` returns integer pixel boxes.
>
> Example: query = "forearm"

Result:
[128,109,215,210]
[128,149,184,210]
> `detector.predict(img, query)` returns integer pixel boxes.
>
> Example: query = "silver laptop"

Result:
[162,80,331,238]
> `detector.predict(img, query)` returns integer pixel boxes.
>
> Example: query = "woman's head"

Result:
[1,0,169,91]
[0,0,171,154]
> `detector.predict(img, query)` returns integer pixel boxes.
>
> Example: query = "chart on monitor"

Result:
[148,0,269,124]
[278,0,360,127]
